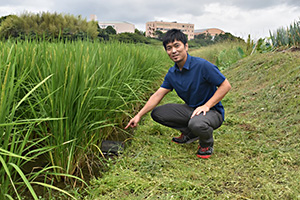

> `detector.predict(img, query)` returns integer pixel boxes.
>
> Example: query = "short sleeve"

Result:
[160,73,173,90]
[202,61,226,86]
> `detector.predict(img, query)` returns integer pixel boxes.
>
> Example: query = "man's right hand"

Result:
[124,87,170,130]
[124,115,141,129]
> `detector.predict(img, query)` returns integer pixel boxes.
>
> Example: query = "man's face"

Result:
[165,40,188,66]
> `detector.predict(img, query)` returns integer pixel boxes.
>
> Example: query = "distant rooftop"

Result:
[195,28,213,33]
[98,21,133,25]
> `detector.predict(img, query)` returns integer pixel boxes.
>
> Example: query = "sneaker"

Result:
[196,146,213,159]
[172,133,199,144]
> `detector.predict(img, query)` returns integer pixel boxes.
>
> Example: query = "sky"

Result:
[0,0,300,40]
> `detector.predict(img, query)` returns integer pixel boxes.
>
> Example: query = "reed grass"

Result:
[270,19,300,48]
[0,39,170,198]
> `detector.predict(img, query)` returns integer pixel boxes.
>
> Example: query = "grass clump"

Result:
[86,49,300,199]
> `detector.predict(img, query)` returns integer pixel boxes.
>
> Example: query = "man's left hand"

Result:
[191,105,210,118]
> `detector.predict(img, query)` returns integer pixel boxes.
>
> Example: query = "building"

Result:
[194,28,225,36]
[98,21,135,34]
[89,15,135,34]
[146,21,194,40]
[90,14,97,21]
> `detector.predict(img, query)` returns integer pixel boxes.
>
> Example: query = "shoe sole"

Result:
[172,136,200,144]
[196,154,211,159]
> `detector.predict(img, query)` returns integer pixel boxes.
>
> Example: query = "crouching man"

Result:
[125,29,231,159]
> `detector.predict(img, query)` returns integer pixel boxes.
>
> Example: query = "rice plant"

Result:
[0,41,69,199]
[0,39,170,198]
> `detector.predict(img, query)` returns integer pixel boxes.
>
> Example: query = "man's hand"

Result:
[191,105,210,118]
[124,115,141,129]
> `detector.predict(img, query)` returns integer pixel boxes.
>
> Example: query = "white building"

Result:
[98,21,135,34]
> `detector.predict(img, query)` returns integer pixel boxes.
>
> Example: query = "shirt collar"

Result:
[174,53,191,71]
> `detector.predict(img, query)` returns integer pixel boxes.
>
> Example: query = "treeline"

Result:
[0,12,153,44]
[98,26,153,44]
[154,29,245,48]
[189,32,245,48]
[0,12,99,40]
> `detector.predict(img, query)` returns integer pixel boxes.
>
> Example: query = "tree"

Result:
[0,15,13,25]
[135,28,143,35]
[105,26,116,35]
[154,30,164,40]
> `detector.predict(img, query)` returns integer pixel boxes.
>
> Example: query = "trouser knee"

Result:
[151,107,161,123]
[188,119,212,135]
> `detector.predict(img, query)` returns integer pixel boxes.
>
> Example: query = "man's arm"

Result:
[191,78,231,118]
[125,87,170,129]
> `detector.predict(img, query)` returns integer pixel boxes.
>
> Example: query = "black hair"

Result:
[162,29,188,50]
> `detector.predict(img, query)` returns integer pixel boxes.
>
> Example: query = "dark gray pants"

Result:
[151,104,223,147]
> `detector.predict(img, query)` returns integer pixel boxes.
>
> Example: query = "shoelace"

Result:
[198,146,209,152]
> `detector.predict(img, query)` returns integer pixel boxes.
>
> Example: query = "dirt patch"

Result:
[277,46,300,53]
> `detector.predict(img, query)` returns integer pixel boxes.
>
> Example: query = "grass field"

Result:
[86,48,300,199]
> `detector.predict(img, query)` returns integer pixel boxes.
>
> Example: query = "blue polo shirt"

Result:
[161,54,226,120]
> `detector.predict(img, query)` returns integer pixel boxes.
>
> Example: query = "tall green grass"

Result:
[270,19,300,47]
[190,41,250,70]
[0,42,63,199]
[0,40,170,198]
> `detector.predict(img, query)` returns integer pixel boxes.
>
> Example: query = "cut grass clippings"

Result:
[86,50,300,199]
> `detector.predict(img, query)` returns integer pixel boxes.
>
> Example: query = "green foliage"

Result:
[250,38,273,54]
[0,15,13,25]
[214,32,244,43]
[188,33,213,48]
[0,12,99,40]
[135,28,144,36]
[111,32,152,44]
[190,41,250,70]
[270,19,300,48]
[105,26,117,35]
[0,42,75,199]
[0,40,170,198]
[189,32,245,49]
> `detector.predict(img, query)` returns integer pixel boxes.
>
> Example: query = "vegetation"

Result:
[270,19,300,48]
[111,32,152,44]
[190,40,250,70]
[0,12,158,44]
[85,43,300,200]
[0,12,98,40]
[188,32,245,49]
[0,40,171,199]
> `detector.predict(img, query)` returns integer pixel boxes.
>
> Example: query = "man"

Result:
[125,29,231,159]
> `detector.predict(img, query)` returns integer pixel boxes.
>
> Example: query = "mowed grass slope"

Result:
[86,50,300,199]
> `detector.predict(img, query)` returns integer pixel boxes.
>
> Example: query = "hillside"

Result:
[86,51,300,199]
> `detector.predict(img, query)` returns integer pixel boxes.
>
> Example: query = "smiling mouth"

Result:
[172,54,179,59]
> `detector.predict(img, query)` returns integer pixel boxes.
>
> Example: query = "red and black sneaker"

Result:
[196,146,213,159]
[172,133,199,144]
